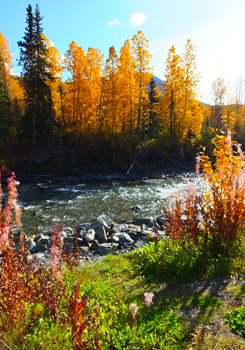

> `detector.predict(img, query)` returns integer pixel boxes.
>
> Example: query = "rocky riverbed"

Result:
[12,214,165,265]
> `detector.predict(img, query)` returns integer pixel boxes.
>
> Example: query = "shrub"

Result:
[225,305,245,337]
[163,132,245,257]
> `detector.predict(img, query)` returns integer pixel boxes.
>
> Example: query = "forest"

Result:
[0,4,245,175]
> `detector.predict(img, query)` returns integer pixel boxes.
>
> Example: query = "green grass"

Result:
[2,236,245,349]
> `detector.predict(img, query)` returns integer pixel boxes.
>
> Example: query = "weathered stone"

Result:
[29,244,38,254]
[95,226,107,244]
[63,236,73,244]
[97,243,119,256]
[86,219,110,233]
[117,219,127,224]
[84,229,95,244]
[110,226,121,234]
[36,244,48,252]
[126,231,138,241]
[76,223,90,235]
[64,243,72,255]
[133,217,153,226]
[77,238,86,246]
[127,224,141,232]
[140,229,154,237]
[90,240,99,250]
[61,227,73,237]
[131,205,142,211]
[34,233,42,242]
[156,215,165,227]
[36,235,49,246]
[118,233,134,249]
[134,238,148,249]
[26,238,35,249]
[110,233,120,244]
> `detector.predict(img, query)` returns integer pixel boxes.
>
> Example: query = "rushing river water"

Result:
[9,174,195,236]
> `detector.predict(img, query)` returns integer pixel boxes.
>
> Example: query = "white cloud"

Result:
[108,18,119,26]
[129,12,147,26]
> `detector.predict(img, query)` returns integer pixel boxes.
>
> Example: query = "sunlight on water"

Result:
[17,176,197,235]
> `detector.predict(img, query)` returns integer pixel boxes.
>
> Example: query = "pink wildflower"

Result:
[144,292,154,307]
[50,222,64,282]
[195,155,201,176]
[129,303,138,318]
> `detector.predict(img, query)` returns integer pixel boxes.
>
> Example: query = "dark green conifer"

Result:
[0,58,11,139]
[18,4,54,147]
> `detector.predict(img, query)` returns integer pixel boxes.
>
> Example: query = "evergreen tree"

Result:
[147,77,160,139]
[0,57,11,138]
[18,4,54,147]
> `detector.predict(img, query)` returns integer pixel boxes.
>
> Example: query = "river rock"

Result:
[126,231,138,241]
[83,229,95,244]
[127,224,141,232]
[139,229,154,237]
[85,219,110,233]
[63,236,74,245]
[62,227,73,237]
[131,205,142,211]
[36,234,50,246]
[76,223,89,235]
[110,233,120,244]
[26,238,35,249]
[95,226,107,244]
[117,219,128,224]
[97,243,119,256]
[29,244,38,254]
[90,240,99,250]
[36,243,48,252]
[134,237,149,249]
[133,217,153,227]
[117,233,135,249]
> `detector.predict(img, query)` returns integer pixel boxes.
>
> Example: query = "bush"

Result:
[163,132,245,257]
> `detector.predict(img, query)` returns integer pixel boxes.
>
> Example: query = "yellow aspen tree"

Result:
[180,39,203,139]
[211,77,227,130]
[103,46,119,133]
[42,34,65,127]
[0,31,12,75]
[65,41,88,130]
[0,31,24,131]
[117,39,137,133]
[85,47,103,131]
[131,31,152,135]
[160,45,183,138]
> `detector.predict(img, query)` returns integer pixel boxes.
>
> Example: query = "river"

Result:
[9,173,196,236]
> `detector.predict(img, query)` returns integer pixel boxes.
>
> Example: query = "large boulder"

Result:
[133,217,153,227]
[36,234,50,246]
[85,219,110,233]
[95,226,107,244]
[83,229,95,244]
[97,243,119,256]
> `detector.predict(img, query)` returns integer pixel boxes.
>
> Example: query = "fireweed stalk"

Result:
[0,173,21,251]
[50,222,64,282]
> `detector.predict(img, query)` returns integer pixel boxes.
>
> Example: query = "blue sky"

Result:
[1,0,245,103]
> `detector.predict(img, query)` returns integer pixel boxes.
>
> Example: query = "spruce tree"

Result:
[18,4,54,147]
[148,77,160,138]
[0,57,11,139]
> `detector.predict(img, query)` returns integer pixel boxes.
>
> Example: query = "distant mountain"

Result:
[153,75,163,86]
